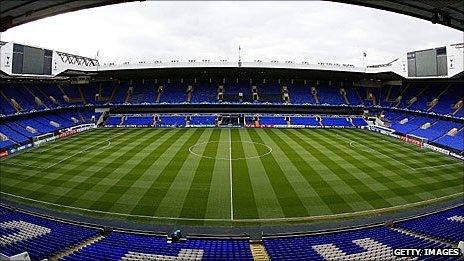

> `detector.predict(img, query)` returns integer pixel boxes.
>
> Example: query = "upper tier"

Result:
[0,82,462,119]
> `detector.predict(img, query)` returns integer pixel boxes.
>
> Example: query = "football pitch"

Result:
[1,128,463,226]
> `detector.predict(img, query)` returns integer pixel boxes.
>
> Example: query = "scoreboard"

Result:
[12,43,52,75]
[407,47,447,77]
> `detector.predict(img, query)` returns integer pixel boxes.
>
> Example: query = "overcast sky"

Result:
[1,1,462,66]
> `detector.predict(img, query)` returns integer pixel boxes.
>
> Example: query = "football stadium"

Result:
[0,1,463,260]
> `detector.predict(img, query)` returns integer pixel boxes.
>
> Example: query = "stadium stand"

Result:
[259,116,287,125]
[158,116,186,127]
[105,116,123,126]
[318,82,345,105]
[191,83,218,104]
[351,117,368,127]
[0,206,100,261]
[189,116,217,126]
[263,225,452,260]
[288,84,313,104]
[434,129,464,152]
[123,116,154,126]
[63,232,253,261]
[390,116,434,134]
[291,116,320,126]
[1,82,463,118]
[1,205,461,260]
[397,206,464,244]
[321,117,352,127]
[1,81,463,155]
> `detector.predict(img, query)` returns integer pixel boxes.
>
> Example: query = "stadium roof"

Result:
[335,0,464,31]
[1,0,463,32]
[0,0,138,32]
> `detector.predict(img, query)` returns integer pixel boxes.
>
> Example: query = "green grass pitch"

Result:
[1,128,463,226]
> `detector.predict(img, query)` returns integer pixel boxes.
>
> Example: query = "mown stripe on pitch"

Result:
[179,129,221,218]
[331,129,447,200]
[247,128,308,217]
[340,129,464,195]
[130,128,205,216]
[203,129,234,219]
[33,129,167,205]
[276,129,355,214]
[356,128,446,160]
[309,130,411,203]
[240,129,286,218]
[152,129,214,219]
[231,129,259,219]
[2,128,123,168]
[110,129,207,216]
[348,129,450,167]
[336,129,456,184]
[348,129,462,168]
[1,128,143,198]
[0,129,141,203]
[10,128,124,166]
[85,129,186,211]
[322,129,430,197]
[301,129,396,209]
[342,129,447,167]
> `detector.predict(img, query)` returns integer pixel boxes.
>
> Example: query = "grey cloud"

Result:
[2,1,462,66]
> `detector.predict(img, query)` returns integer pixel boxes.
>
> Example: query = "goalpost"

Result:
[33,132,57,146]
[400,134,427,148]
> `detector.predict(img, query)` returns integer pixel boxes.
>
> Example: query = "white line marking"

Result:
[44,140,112,169]
[349,140,463,171]
[1,162,47,170]
[188,141,272,160]
[348,140,415,170]
[229,128,234,220]
[413,162,464,170]
[1,191,461,222]
[2,131,126,170]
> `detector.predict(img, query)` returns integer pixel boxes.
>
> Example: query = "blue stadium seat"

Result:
[65,231,253,261]
[0,207,100,261]
[263,226,450,260]
[397,206,464,243]
[124,116,153,126]
[260,117,287,125]
[190,116,216,126]
[322,117,352,127]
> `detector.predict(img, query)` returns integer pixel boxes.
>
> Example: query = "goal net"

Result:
[33,132,57,146]
[400,134,427,147]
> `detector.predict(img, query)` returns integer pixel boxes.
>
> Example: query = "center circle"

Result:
[189,141,272,160]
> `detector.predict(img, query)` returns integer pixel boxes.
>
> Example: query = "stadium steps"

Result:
[38,87,60,106]
[452,99,463,115]
[49,234,105,260]
[405,85,428,109]
[77,86,87,104]
[124,87,133,103]
[0,90,21,112]
[59,85,84,103]
[427,85,449,112]
[391,227,453,246]
[108,85,118,103]
[249,241,270,261]
[24,86,48,109]
[341,88,350,104]
[354,86,364,105]
[311,87,320,104]
[393,84,409,108]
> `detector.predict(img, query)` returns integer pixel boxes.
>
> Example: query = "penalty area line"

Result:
[2,131,126,171]
[348,140,415,171]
